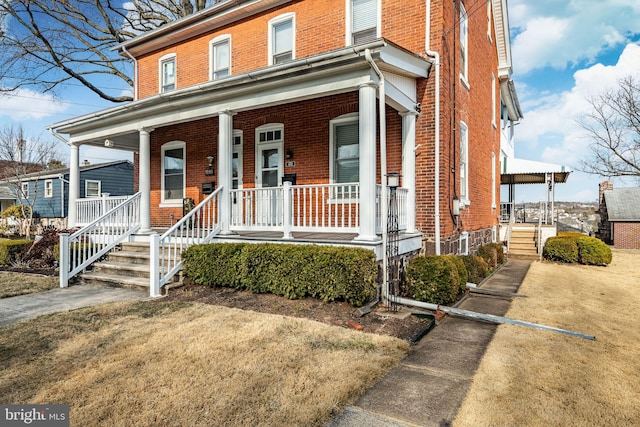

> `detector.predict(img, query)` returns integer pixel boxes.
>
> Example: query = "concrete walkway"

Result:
[328,259,533,427]
[0,284,148,327]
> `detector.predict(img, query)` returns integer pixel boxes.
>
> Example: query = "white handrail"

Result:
[75,195,131,225]
[59,192,142,287]
[150,188,222,297]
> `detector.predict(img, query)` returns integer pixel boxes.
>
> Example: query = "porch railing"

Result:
[75,195,132,225]
[376,185,408,233]
[59,193,141,287]
[150,187,222,297]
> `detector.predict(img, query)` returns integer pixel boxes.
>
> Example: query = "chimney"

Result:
[599,180,613,205]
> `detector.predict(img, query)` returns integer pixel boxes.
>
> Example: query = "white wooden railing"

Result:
[75,195,132,225]
[59,193,141,287]
[150,187,222,297]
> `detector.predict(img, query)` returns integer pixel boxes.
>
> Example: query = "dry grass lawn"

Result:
[0,300,408,426]
[0,271,58,298]
[455,249,640,426]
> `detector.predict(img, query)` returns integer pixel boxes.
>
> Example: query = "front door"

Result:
[255,125,284,226]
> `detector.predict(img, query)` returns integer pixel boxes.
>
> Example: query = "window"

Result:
[491,72,496,127]
[161,141,185,205]
[232,131,243,190]
[487,0,492,42]
[210,36,230,80]
[459,231,469,255]
[491,152,496,208]
[269,14,295,65]
[44,180,53,198]
[85,180,101,198]
[349,0,378,44]
[21,182,29,199]
[330,114,359,184]
[460,121,469,203]
[460,2,469,84]
[159,54,176,93]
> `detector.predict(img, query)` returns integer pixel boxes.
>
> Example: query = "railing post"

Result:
[59,233,69,288]
[282,182,292,239]
[150,233,161,298]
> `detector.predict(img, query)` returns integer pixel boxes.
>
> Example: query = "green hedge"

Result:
[406,255,460,305]
[461,255,488,285]
[444,255,468,292]
[543,235,612,266]
[182,243,377,306]
[476,244,498,269]
[0,239,32,265]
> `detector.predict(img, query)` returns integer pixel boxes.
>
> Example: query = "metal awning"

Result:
[501,157,572,185]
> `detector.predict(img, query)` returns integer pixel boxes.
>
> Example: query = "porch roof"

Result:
[501,157,572,185]
[49,39,429,150]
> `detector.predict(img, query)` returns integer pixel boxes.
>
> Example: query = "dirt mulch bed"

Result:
[162,283,435,343]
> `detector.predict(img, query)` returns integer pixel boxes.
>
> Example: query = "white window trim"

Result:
[85,179,101,198]
[491,151,496,209]
[345,0,381,46]
[160,140,186,207]
[44,179,53,198]
[255,124,284,188]
[159,53,176,93]
[232,129,243,190]
[491,72,497,127]
[209,34,231,81]
[329,113,360,203]
[459,231,469,255]
[487,0,493,43]
[268,13,295,66]
[21,182,29,199]
[460,120,470,206]
[459,3,469,88]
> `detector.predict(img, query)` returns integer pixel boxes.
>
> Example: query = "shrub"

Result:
[182,243,377,306]
[443,255,468,294]
[406,255,459,305]
[485,242,505,264]
[461,255,488,285]
[1,205,30,219]
[576,236,612,266]
[0,239,32,265]
[477,244,498,269]
[543,236,579,263]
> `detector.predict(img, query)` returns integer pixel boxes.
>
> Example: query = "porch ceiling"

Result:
[501,157,572,185]
[50,40,430,151]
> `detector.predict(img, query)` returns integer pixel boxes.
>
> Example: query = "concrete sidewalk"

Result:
[328,259,533,427]
[0,284,148,327]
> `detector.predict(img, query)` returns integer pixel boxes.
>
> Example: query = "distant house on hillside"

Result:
[596,181,640,249]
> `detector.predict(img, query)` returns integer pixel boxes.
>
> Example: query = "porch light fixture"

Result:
[205,155,215,176]
[387,172,400,188]
[286,148,293,159]
[104,139,114,148]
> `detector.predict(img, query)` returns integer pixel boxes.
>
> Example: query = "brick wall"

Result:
[612,222,640,249]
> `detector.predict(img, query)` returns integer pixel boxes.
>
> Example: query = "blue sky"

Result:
[1,0,640,202]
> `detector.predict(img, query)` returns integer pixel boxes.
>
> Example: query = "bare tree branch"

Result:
[578,75,640,178]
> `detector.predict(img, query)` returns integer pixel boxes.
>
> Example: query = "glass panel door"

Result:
[256,135,283,226]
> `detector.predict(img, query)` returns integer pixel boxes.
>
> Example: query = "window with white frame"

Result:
[232,131,243,190]
[210,35,230,80]
[459,231,469,255]
[330,114,360,184]
[44,179,53,198]
[269,14,295,65]
[349,0,378,45]
[21,182,29,199]
[85,180,101,198]
[460,2,469,84]
[159,54,176,93]
[487,0,492,42]
[161,141,185,204]
[460,121,469,203]
[491,151,496,208]
[491,72,496,127]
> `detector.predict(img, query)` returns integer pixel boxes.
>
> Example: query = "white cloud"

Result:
[0,88,69,120]
[510,0,640,74]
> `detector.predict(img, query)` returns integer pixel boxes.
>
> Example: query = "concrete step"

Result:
[119,242,151,253]
[92,262,150,278]
[78,272,149,289]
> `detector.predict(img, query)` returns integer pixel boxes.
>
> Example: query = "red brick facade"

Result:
[612,223,640,249]
[133,0,502,254]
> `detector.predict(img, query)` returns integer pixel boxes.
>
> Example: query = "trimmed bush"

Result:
[484,242,505,265]
[461,255,488,285]
[543,236,579,263]
[406,255,459,305]
[576,236,612,266]
[182,243,377,306]
[477,244,498,269]
[444,255,468,293]
[0,239,32,265]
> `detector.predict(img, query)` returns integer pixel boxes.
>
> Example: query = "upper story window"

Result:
[349,0,379,45]
[269,13,295,65]
[161,141,185,205]
[21,182,29,199]
[330,113,360,184]
[460,121,469,203]
[491,72,496,127]
[210,35,231,80]
[159,53,176,93]
[44,179,53,198]
[487,0,492,42]
[460,3,469,84]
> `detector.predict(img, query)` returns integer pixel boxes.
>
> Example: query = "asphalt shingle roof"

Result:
[604,188,640,221]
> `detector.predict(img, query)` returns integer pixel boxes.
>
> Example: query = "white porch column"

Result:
[67,143,80,227]
[401,111,418,234]
[356,82,378,241]
[139,128,152,233]
[218,111,234,234]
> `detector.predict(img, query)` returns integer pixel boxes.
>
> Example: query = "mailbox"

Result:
[282,173,297,185]
[201,182,216,194]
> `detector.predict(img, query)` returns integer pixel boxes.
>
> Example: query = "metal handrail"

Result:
[150,187,222,297]
[59,192,142,287]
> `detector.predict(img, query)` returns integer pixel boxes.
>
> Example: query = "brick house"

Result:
[51,0,520,294]
[596,181,640,249]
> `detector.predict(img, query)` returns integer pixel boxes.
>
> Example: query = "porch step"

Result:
[78,272,150,289]
[508,228,539,259]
